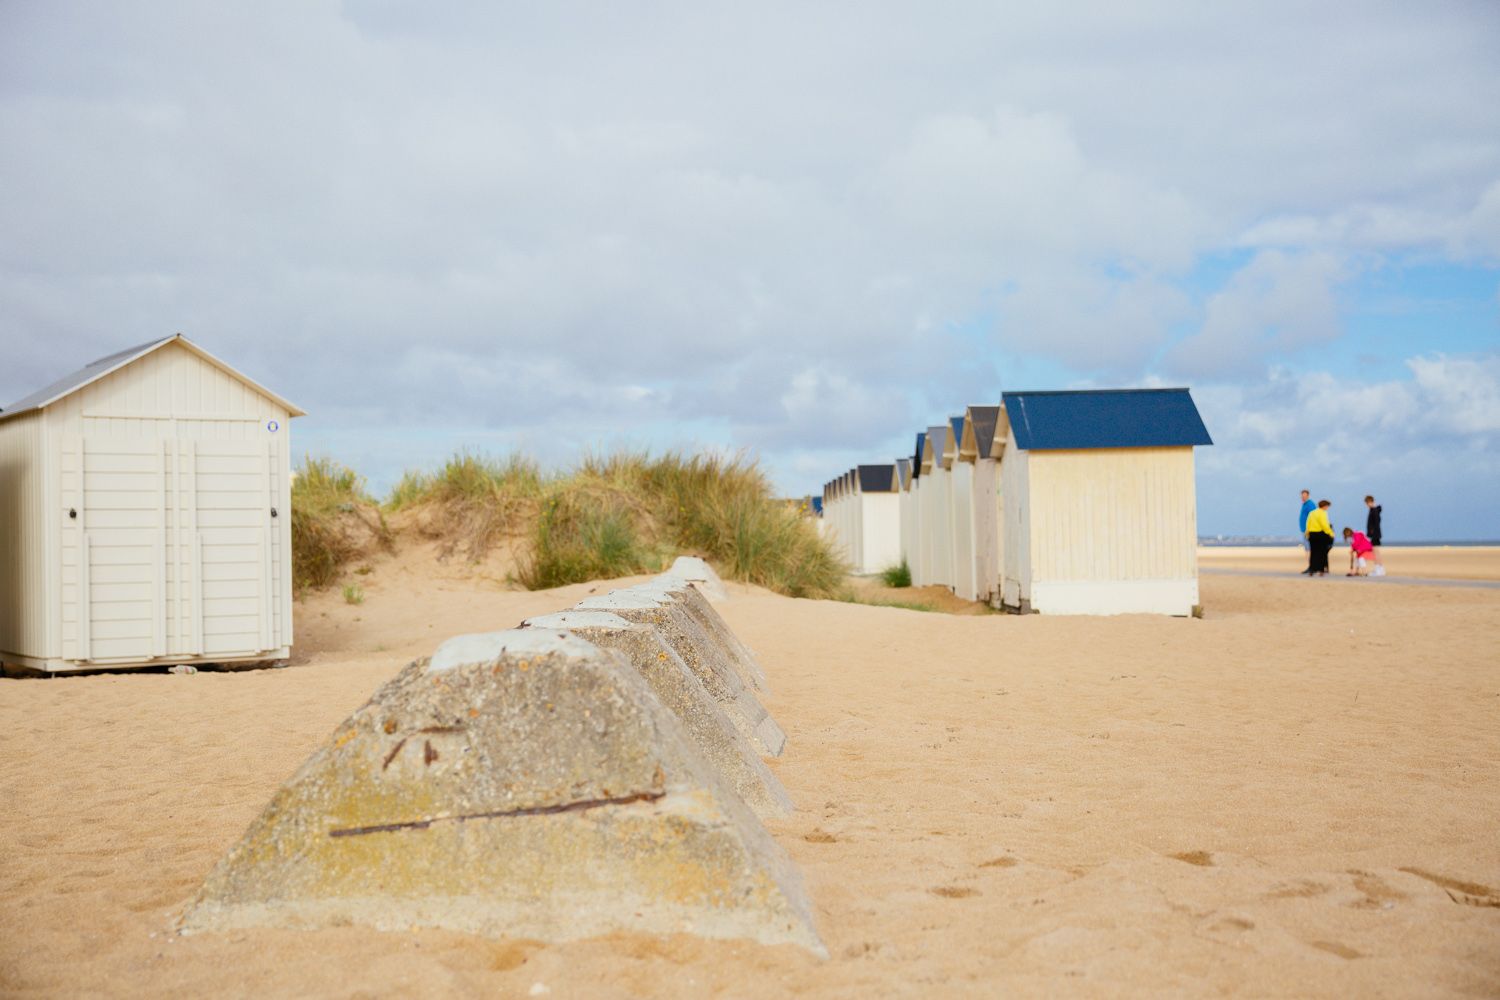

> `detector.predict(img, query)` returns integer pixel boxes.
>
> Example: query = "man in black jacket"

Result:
[1365,495,1386,576]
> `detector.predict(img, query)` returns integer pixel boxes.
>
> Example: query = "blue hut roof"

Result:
[1001,389,1212,451]
[912,432,926,478]
[857,464,897,493]
[949,416,964,444]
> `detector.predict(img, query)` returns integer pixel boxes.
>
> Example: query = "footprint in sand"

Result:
[979,857,1018,869]
[1398,867,1500,908]
[1170,850,1214,867]
[1265,879,1331,899]
[1347,870,1407,909]
[803,829,838,843]
[1309,940,1362,960]
[929,885,979,899]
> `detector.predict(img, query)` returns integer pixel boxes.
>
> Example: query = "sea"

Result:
[1198,536,1500,547]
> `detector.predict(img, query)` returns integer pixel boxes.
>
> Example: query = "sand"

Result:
[1199,544,1500,582]
[3,546,1498,997]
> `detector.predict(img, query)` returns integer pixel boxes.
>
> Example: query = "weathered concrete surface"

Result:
[574,589,787,757]
[648,575,769,692]
[181,629,823,954]
[666,556,729,602]
[520,611,792,818]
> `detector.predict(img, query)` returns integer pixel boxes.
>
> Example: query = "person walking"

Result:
[1298,490,1316,550]
[1305,499,1334,575]
[1365,495,1386,576]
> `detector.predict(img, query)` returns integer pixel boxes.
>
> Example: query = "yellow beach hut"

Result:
[997,388,1211,616]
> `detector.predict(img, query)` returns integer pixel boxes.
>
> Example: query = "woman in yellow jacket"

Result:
[1305,499,1335,576]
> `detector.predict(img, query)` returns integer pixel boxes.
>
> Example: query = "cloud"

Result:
[1193,353,1500,532]
[1164,251,1347,378]
[1,0,1498,528]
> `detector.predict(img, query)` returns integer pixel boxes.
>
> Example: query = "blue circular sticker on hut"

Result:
[267,419,280,432]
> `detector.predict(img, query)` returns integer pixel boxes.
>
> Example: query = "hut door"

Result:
[178,438,281,659]
[59,436,171,664]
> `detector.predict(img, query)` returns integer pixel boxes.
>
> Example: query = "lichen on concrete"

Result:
[181,630,822,954]
[521,611,792,818]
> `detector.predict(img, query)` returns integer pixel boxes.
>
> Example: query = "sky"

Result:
[3,1,1498,538]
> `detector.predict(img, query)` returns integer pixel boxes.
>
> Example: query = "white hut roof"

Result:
[0,333,306,424]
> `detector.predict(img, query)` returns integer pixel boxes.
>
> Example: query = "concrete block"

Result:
[647,575,769,692]
[521,610,792,819]
[181,629,823,955]
[666,555,729,602]
[574,589,787,757]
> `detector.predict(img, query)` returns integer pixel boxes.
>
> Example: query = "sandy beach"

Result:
[2,548,1498,997]
[1198,545,1500,582]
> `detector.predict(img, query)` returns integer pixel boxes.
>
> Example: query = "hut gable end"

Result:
[1,334,305,426]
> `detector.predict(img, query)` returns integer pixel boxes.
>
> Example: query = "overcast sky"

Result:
[3,2,1498,538]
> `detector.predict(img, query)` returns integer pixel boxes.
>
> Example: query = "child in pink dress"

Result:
[1343,528,1376,576]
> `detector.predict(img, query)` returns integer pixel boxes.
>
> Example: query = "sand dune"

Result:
[2,548,1497,997]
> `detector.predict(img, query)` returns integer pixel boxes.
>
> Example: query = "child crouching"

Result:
[1343,527,1381,577]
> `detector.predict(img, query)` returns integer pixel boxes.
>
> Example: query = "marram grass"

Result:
[290,456,389,592]
[292,448,846,599]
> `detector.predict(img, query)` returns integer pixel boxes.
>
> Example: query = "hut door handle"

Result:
[270,507,278,518]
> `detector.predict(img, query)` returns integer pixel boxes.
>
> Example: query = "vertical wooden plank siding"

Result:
[971,458,1000,604]
[1026,447,1196,582]
[153,438,167,657]
[0,413,49,660]
[258,437,272,652]
[999,431,1030,607]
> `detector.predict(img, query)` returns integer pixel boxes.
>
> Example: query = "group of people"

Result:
[1299,491,1385,577]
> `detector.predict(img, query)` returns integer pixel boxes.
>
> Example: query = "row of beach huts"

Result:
[819,389,1213,616]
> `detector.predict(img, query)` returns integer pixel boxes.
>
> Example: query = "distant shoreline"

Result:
[1199,538,1500,548]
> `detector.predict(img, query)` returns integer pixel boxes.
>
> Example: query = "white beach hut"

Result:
[852,465,901,575]
[919,424,955,590]
[958,405,1005,604]
[996,389,1211,616]
[0,334,304,673]
[944,416,978,601]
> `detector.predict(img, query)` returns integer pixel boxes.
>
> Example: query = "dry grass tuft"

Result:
[377,448,845,598]
[290,457,389,592]
[385,451,542,562]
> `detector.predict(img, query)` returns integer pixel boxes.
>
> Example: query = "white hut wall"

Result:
[927,463,954,589]
[898,480,914,569]
[858,492,901,574]
[949,459,977,600]
[0,412,49,664]
[971,455,1001,605]
[1024,446,1199,615]
[999,428,1031,611]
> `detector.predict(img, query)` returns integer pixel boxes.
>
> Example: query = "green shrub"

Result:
[342,583,364,605]
[290,456,387,592]
[880,560,912,588]
[518,488,653,590]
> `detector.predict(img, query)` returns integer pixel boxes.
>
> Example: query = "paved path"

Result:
[1200,567,1500,591]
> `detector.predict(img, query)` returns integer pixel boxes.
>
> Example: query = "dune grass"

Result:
[290,457,388,592]
[386,451,543,561]
[880,560,912,588]
[378,448,845,598]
